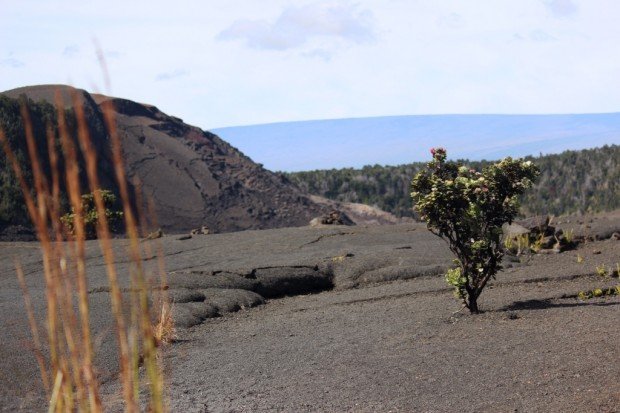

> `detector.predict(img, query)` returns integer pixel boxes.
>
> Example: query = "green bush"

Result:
[61,189,123,239]
[411,148,539,313]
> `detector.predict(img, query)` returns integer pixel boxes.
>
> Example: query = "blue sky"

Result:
[1,0,620,130]
[212,114,620,170]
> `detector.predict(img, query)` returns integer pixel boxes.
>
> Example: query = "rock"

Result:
[185,301,219,320]
[502,222,530,238]
[143,228,163,240]
[171,288,265,328]
[171,305,203,328]
[168,289,206,303]
[309,217,322,227]
[538,246,561,254]
[177,235,192,241]
[310,210,355,227]
[516,215,550,235]
[202,288,265,313]
[190,225,210,235]
[611,232,620,240]
[167,271,258,291]
[540,236,556,249]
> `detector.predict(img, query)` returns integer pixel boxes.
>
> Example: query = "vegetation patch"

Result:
[287,145,620,218]
[411,148,539,313]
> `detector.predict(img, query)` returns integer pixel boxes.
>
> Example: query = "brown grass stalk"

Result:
[1,86,169,411]
[15,262,50,393]
[55,95,101,410]
[70,91,138,411]
[103,100,165,412]
[93,51,164,410]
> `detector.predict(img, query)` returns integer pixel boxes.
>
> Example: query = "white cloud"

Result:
[155,69,188,81]
[217,2,375,51]
[3,0,620,131]
[104,50,122,60]
[543,0,578,18]
[514,30,557,42]
[62,44,80,58]
[436,12,465,29]
[529,30,556,42]
[0,56,24,68]
[303,48,333,61]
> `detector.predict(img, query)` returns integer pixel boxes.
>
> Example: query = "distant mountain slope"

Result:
[286,145,620,218]
[213,114,620,171]
[1,85,334,234]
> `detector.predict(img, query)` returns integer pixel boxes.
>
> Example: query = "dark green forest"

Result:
[0,94,121,233]
[0,95,59,229]
[286,145,620,218]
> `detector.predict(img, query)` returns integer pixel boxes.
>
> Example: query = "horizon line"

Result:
[210,111,620,131]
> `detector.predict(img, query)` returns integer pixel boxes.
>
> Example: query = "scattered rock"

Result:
[167,271,258,291]
[516,215,550,235]
[171,288,265,328]
[506,312,520,320]
[202,288,265,312]
[592,250,602,255]
[502,222,530,238]
[190,225,211,235]
[310,210,355,227]
[168,289,206,303]
[538,248,561,254]
[540,236,556,249]
[177,235,192,241]
[143,228,163,240]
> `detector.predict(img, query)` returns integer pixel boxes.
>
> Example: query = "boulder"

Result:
[502,222,530,238]
[143,228,163,240]
[540,236,556,249]
[516,215,551,235]
[309,210,355,227]
[190,225,210,235]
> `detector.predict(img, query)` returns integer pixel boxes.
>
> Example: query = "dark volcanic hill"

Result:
[1,85,331,233]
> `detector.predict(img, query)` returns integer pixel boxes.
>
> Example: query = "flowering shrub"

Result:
[411,148,539,313]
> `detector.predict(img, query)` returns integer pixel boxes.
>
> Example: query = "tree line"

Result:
[286,145,620,218]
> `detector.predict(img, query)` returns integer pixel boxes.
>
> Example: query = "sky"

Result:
[2,0,620,131]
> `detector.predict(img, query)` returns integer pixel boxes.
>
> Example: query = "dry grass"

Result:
[0,87,170,412]
[153,301,176,347]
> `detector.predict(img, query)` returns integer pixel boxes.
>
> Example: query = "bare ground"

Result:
[1,213,619,412]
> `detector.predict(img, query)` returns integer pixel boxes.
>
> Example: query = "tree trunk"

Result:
[467,294,480,314]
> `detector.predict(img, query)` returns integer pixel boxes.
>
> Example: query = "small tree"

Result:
[61,189,123,239]
[411,148,539,313]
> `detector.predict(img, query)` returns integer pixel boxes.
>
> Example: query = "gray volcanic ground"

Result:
[1,212,619,412]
